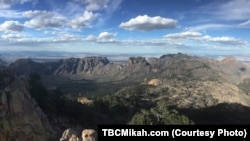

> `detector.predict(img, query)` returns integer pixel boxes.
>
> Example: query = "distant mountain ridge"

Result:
[8,53,250,84]
[8,53,250,109]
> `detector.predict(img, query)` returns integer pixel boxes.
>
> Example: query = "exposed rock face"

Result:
[128,57,149,66]
[8,54,250,108]
[9,54,250,83]
[205,56,250,84]
[54,57,109,76]
[148,78,161,86]
[0,67,56,141]
[9,56,110,78]
[77,97,93,105]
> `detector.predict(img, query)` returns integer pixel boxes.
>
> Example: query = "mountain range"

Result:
[1,53,250,140]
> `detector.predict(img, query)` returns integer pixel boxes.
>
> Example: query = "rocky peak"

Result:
[55,56,109,75]
[160,53,194,60]
[222,56,238,63]
[128,57,149,65]
[83,56,109,65]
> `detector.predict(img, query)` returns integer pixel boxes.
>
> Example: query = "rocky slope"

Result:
[0,64,56,141]
[145,79,250,108]
[8,53,250,104]
[6,53,250,125]
[5,53,250,140]
[205,56,250,84]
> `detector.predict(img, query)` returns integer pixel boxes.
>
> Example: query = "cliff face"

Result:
[0,67,56,141]
[54,56,109,76]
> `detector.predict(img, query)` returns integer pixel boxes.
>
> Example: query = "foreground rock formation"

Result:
[0,66,56,141]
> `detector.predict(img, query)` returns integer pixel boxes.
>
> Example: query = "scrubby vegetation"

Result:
[28,73,193,128]
[130,101,194,125]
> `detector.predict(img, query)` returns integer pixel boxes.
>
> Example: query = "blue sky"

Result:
[0,0,249,56]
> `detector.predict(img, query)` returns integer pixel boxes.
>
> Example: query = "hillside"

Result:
[2,53,250,139]
[8,53,250,107]
[0,63,57,140]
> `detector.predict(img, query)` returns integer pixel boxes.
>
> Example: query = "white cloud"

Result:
[84,32,116,43]
[0,0,37,9]
[1,33,24,42]
[239,20,250,27]
[85,0,109,11]
[0,20,23,32]
[97,32,116,42]
[165,31,202,39]
[217,0,250,20]
[119,15,177,31]
[23,10,99,29]
[85,35,96,41]
[52,34,82,42]
[197,0,250,21]
[164,31,247,46]
[0,9,22,18]
[23,10,66,29]
[70,11,99,29]
[202,36,246,45]
[22,10,45,18]
[69,0,122,27]
[74,0,109,11]
[186,24,231,32]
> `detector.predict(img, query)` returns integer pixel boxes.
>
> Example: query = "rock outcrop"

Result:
[0,66,56,141]
[128,57,149,66]
[54,57,109,76]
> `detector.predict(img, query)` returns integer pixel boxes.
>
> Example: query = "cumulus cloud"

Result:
[85,0,109,11]
[23,10,66,29]
[119,15,177,31]
[23,10,99,29]
[85,32,116,43]
[97,32,116,42]
[0,20,23,32]
[0,0,37,9]
[70,11,99,29]
[0,9,22,18]
[69,0,122,27]
[73,0,109,11]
